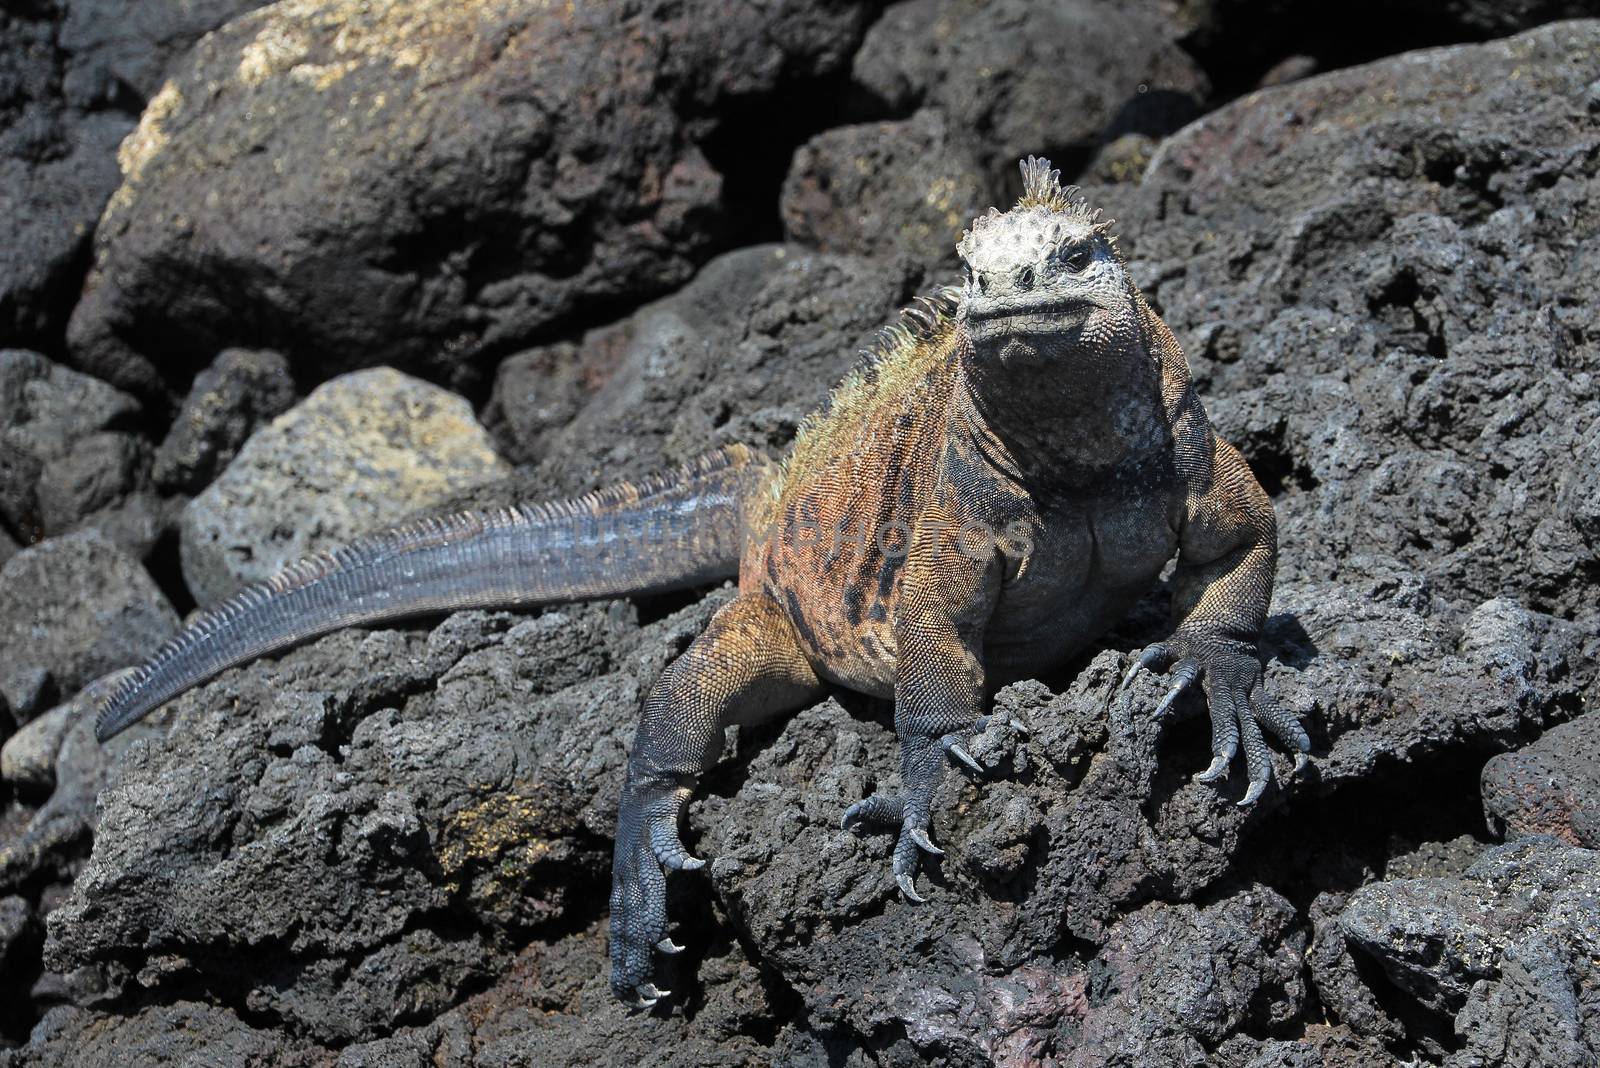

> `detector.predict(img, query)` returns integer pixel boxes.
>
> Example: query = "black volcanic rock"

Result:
[63,0,876,401]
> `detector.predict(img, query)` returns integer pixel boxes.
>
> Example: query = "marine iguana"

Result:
[96,158,1310,1008]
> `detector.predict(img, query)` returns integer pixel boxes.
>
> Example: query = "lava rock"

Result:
[64,0,875,400]
[0,350,148,547]
[179,367,510,605]
[1,701,75,797]
[852,0,1209,172]
[0,669,153,894]
[0,896,35,976]
[42,595,727,1042]
[480,244,925,485]
[11,921,784,1067]
[1482,715,1600,847]
[57,0,276,107]
[0,532,176,724]
[0,10,132,351]
[781,110,990,265]
[152,347,295,494]
[1335,836,1600,1064]
[1109,20,1600,625]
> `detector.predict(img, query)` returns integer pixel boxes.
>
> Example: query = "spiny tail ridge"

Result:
[96,445,771,742]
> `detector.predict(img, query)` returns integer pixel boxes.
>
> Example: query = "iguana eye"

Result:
[1063,244,1094,272]
[1018,267,1035,291]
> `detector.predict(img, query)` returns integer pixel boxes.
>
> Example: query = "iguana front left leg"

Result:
[1128,433,1310,804]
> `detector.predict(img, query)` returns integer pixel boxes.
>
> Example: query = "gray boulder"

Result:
[852,0,1209,172]
[0,532,176,724]
[64,0,876,399]
[179,367,510,605]
[1482,715,1600,847]
[152,347,295,494]
[1335,836,1600,1065]
[0,350,152,551]
[781,110,990,265]
[481,244,926,487]
[0,10,131,351]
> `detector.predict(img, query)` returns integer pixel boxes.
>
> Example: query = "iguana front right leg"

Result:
[610,593,822,1007]
[842,500,1002,900]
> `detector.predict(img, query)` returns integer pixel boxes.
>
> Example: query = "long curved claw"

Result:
[655,938,684,954]
[909,827,943,855]
[896,871,926,903]
[943,738,984,774]
[1121,642,1176,690]
[1154,658,1201,718]
[630,982,670,1009]
[1235,701,1272,808]
[1194,752,1231,783]
[650,822,706,871]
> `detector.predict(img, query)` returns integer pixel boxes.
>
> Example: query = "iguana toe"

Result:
[1154,658,1201,718]
[842,792,905,831]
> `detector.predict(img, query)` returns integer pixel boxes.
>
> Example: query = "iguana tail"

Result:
[95,445,774,742]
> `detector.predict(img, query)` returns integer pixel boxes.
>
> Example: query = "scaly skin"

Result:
[97,158,1308,1011]
[609,159,1307,1004]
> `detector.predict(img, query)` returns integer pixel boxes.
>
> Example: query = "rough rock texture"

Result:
[180,367,510,605]
[64,0,876,400]
[152,347,295,493]
[4,8,1600,1066]
[482,243,926,485]
[781,110,990,264]
[1093,21,1600,628]
[0,349,156,551]
[57,0,276,106]
[1332,837,1600,1064]
[1482,716,1600,847]
[852,0,1209,173]
[0,532,175,725]
[42,595,725,1042]
[0,10,131,352]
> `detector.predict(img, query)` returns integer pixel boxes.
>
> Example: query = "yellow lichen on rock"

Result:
[235,0,541,90]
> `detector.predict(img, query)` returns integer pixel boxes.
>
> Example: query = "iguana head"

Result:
[956,157,1133,363]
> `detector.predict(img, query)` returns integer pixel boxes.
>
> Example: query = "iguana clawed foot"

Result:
[843,717,1016,901]
[610,779,699,1009]
[1123,635,1310,806]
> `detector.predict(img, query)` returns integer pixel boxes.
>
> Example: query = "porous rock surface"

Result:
[152,347,296,494]
[1,5,1599,1067]
[1481,714,1600,847]
[63,0,877,400]
[0,350,160,554]
[1327,836,1600,1065]
[180,367,510,605]
[0,532,176,725]
[1108,21,1600,624]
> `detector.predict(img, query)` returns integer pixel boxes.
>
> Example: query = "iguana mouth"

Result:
[965,298,1094,339]
[965,296,1095,326]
